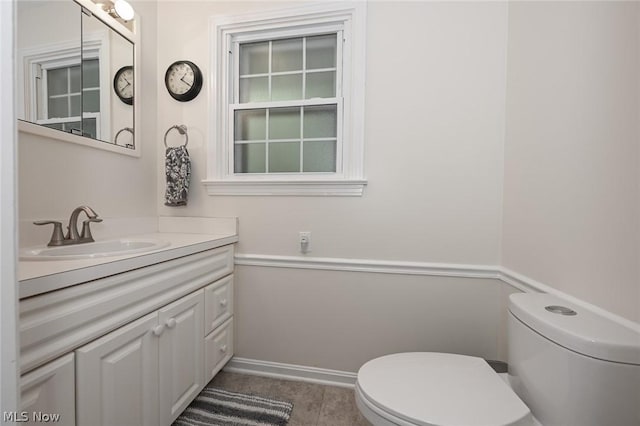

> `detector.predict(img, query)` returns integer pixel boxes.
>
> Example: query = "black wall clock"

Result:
[165,60,203,102]
[113,65,134,105]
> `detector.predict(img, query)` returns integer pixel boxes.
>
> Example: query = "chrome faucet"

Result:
[34,206,103,247]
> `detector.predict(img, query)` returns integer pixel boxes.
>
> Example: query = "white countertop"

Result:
[19,232,238,299]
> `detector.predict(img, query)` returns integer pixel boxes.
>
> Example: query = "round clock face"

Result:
[165,60,203,102]
[113,66,134,105]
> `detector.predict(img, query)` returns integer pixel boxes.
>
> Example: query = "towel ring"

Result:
[114,127,134,146]
[164,124,189,148]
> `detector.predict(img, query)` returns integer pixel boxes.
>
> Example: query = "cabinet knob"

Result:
[219,299,228,307]
[219,344,227,353]
[152,325,165,336]
[166,318,177,328]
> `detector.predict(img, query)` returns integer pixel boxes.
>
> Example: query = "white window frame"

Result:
[205,2,367,196]
[18,33,111,141]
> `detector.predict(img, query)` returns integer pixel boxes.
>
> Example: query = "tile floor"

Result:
[209,371,372,426]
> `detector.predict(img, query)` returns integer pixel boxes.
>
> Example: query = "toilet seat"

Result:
[356,352,532,426]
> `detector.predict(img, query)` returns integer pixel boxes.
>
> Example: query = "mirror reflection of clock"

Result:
[114,66,134,105]
[165,60,203,102]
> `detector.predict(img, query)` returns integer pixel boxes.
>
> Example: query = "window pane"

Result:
[305,71,336,99]
[303,140,336,172]
[235,109,266,141]
[48,97,68,118]
[269,142,300,172]
[47,68,68,96]
[303,105,337,138]
[240,42,269,75]
[306,34,336,70]
[65,121,82,134]
[83,59,100,88]
[269,107,300,140]
[239,77,269,103]
[271,74,302,101]
[83,89,100,112]
[70,94,81,116]
[69,65,81,92]
[83,118,97,138]
[235,143,266,173]
[272,38,302,72]
[43,123,64,131]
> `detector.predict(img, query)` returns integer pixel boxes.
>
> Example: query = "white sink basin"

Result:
[20,238,171,261]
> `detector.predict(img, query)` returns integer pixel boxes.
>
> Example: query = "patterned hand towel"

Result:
[165,146,191,206]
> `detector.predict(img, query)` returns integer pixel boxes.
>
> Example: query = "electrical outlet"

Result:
[299,231,311,253]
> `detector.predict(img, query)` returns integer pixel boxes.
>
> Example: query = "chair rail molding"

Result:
[234,253,499,280]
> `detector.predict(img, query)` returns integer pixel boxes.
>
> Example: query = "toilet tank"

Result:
[508,293,640,426]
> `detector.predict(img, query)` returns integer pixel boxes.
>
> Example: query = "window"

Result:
[234,35,339,174]
[206,3,367,196]
[19,36,109,141]
[37,58,101,139]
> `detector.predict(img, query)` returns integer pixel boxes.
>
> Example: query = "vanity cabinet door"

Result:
[76,312,160,426]
[158,290,205,425]
[20,353,75,426]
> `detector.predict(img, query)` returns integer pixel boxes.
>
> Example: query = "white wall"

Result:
[18,0,158,247]
[157,1,507,265]
[236,267,503,372]
[156,1,509,370]
[1,0,19,417]
[502,1,640,322]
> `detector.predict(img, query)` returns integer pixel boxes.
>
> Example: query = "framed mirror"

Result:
[16,0,139,156]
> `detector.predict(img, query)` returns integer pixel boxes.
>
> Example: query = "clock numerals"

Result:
[165,61,203,102]
[117,70,133,97]
[113,66,134,105]
[168,67,192,95]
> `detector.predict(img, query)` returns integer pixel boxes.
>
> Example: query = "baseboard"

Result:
[223,357,357,389]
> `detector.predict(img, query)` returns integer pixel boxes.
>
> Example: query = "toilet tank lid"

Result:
[509,293,640,365]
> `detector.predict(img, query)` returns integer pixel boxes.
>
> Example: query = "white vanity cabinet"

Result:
[158,290,205,424]
[205,274,233,334]
[205,317,234,382]
[19,243,235,426]
[76,312,160,426]
[203,275,234,381]
[20,353,76,425]
[76,290,205,426]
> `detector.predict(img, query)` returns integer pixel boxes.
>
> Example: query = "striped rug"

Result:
[172,387,293,426]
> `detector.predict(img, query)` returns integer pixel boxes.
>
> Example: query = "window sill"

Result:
[202,179,367,196]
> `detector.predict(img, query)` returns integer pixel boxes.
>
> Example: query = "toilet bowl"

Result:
[356,293,640,426]
[356,352,533,426]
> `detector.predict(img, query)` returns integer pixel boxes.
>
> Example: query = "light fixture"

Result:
[101,0,135,21]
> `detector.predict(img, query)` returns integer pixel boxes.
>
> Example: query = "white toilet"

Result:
[356,293,640,426]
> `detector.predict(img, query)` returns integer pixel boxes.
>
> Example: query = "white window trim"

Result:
[17,32,111,141]
[205,2,367,196]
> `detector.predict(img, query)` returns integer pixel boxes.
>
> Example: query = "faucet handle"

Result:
[34,220,65,246]
[80,218,103,241]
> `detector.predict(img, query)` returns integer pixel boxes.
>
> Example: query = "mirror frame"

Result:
[17,0,141,157]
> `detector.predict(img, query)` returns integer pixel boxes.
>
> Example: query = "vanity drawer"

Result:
[204,275,233,335]
[204,318,233,383]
